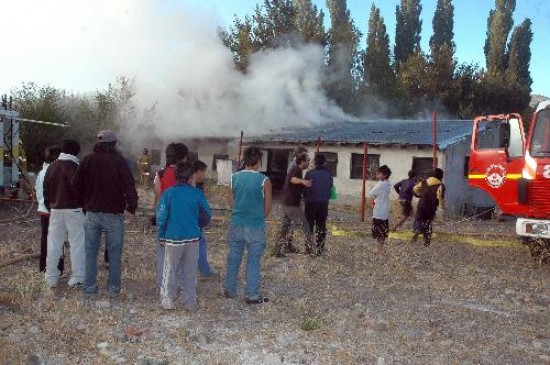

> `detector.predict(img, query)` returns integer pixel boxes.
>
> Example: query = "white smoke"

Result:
[3,0,352,143]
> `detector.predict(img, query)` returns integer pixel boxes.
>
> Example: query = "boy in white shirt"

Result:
[367,165,392,254]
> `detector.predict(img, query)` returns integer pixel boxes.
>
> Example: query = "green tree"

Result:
[294,0,327,45]
[484,0,515,77]
[11,83,70,169]
[220,17,255,72]
[220,0,327,73]
[429,0,454,52]
[501,18,532,113]
[428,0,455,107]
[447,63,483,118]
[252,0,297,49]
[326,0,361,112]
[397,50,431,114]
[11,77,136,169]
[394,0,423,68]
[505,19,532,89]
[362,3,396,102]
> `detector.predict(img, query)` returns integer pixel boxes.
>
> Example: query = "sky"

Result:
[197,0,550,96]
[0,0,548,141]
[0,0,548,96]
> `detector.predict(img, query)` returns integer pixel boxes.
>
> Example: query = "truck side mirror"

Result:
[498,121,510,148]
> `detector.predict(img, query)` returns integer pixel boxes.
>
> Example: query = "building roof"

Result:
[253,119,474,149]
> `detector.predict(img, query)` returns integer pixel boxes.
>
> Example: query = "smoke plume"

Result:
[4,0,352,147]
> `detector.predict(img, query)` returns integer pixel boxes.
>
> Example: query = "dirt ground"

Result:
[0,189,549,365]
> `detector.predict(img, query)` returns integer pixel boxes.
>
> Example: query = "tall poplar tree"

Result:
[484,0,515,77]
[429,0,454,52]
[363,3,396,101]
[326,0,360,111]
[506,19,532,89]
[428,0,455,105]
[294,0,327,45]
[505,18,533,111]
[394,0,422,68]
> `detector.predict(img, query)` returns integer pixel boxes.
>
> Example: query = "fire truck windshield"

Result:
[530,109,550,156]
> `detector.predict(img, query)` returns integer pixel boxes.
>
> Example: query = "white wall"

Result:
[319,145,443,202]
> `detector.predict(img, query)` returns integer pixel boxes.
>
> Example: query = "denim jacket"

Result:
[156,182,211,245]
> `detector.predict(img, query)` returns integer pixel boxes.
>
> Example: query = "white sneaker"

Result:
[160,298,175,310]
[67,277,83,289]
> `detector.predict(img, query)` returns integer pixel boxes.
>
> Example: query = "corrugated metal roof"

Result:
[253,119,474,149]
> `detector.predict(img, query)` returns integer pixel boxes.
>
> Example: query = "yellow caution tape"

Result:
[327,224,526,249]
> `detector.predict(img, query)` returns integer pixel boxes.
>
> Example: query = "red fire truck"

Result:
[468,100,550,258]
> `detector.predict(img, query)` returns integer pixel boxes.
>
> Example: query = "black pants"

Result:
[413,208,436,245]
[40,214,64,273]
[305,201,329,249]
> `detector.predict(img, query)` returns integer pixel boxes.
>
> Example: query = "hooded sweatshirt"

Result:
[73,144,138,214]
[43,153,81,210]
[413,177,445,215]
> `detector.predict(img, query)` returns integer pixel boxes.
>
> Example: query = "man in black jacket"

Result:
[74,130,138,297]
[44,139,85,288]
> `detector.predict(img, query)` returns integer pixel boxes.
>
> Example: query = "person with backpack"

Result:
[411,168,446,246]
[152,142,189,288]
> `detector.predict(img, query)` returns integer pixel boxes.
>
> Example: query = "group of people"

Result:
[275,147,334,257]
[36,130,138,297]
[367,165,446,253]
[35,133,445,310]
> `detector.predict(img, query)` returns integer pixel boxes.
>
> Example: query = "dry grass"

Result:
[0,193,549,364]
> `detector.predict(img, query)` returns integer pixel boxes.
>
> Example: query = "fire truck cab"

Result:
[468,101,550,243]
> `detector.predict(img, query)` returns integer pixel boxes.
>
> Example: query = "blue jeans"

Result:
[84,212,124,294]
[223,224,266,300]
[198,233,214,276]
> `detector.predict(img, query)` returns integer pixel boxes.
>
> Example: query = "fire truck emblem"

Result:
[485,164,507,188]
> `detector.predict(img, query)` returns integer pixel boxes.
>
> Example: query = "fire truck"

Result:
[468,100,550,259]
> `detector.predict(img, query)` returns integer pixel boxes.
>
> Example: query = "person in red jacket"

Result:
[43,140,85,288]
[74,130,138,297]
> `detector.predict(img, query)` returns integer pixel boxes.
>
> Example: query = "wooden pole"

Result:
[237,130,244,168]
[316,135,321,153]
[433,109,438,170]
[361,142,368,222]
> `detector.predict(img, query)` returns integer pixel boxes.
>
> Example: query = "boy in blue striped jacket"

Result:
[156,161,211,310]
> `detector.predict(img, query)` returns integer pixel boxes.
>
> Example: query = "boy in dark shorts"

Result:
[367,165,392,254]
[392,169,417,231]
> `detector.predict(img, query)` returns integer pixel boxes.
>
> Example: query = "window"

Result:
[212,153,229,171]
[530,109,550,157]
[323,152,338,177]
[463,156,470,178]
[508,118,524,158]
[475,118,524,158]
[350,153,380,180]
[412,157,433,179]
